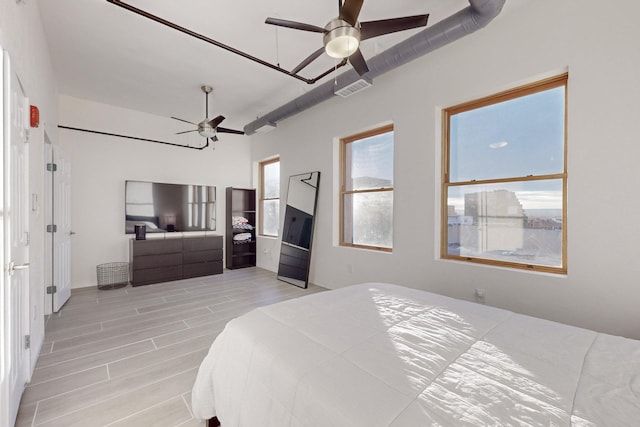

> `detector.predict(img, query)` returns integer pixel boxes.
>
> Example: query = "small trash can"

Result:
[97,262,129,290]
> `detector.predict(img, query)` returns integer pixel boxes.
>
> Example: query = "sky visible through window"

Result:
[263,161,280,198]
[449,86,565,213]
[350,131,394,188]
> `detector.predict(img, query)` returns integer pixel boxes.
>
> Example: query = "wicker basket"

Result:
[97,262,129,290]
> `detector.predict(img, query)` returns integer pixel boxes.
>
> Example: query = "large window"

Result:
[442,74,567,273]
[259,157,280,237]
[340,124,394,251]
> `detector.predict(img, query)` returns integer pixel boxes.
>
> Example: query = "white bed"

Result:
[192,283,640,426]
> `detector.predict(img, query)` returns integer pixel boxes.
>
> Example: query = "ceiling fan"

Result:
[172,85,244,142]
[265,0,429,76]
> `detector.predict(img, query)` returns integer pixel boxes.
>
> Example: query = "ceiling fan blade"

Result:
[349,48,369,76]
[171,116,197,125]
[360,14,429,41]
[176,129,198,135]
[291,47,325,74]
[265,17,325,33]
[217,127,245,135]
[208,115,225,128]
[339,0,364,26]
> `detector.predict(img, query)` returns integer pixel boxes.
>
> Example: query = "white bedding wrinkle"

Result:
[192,283,640,426]
[571,334,640,426]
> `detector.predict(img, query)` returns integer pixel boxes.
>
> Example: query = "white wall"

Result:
[251,0,640,340]
[58,95,252,288]
[0,0,59,371]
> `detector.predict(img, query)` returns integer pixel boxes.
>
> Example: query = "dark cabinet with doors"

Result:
[226,187,256,269]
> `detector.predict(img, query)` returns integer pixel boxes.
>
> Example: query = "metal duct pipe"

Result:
[244,0,505,135]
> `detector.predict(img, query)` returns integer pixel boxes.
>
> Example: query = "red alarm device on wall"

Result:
[30,105,39,128]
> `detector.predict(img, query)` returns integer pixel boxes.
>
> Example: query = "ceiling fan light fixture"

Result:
[198,120,216,138]
[323,19,360,59]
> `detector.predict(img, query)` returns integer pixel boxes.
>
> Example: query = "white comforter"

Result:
[192,283,640,426]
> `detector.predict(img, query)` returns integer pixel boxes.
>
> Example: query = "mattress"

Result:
[191,283,640,426]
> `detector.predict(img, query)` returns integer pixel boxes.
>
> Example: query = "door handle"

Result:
[8,261,30,275]
[70,231,77,235]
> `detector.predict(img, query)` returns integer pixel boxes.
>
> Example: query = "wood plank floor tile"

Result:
[34,350,208,424]
[43,322,103,345]
[22,366,109,404]
[175,418,207,427]
[101,305,212,331]
[108,339,212,379]
[151,321,225,349]
[31,340,155,385]
[51,307,210,352]
[39,368,199,427]
[105,396,193,427]
[39,321,188,367]
[14,402,37,427]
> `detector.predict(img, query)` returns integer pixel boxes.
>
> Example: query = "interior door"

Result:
[52,145,71,311]
[44,141,52,315]
[1,49,31,427]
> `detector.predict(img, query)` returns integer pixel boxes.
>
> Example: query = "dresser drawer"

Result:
[132,253,183,270]
[183,248,223,264]
[132,239,182,256]
[132,265,182,286]
[183,236,223,251]
[183,260,223,278]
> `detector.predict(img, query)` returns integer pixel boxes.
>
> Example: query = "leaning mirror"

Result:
[277,171,320,288]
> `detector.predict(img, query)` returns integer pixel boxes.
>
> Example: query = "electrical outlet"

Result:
[475,288,486,303]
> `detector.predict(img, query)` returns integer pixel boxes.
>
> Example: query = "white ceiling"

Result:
[38,0,470,132]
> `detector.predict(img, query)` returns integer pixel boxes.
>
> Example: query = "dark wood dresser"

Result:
[130,235,223,286]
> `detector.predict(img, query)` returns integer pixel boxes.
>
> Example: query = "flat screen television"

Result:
[125,180,216,234]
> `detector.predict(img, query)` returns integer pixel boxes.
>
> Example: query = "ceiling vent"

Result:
[334,78,373,98]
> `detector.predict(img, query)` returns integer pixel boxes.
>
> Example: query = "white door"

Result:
[1,49,31,427]
[44,141,52,315]
[52,145,71,312]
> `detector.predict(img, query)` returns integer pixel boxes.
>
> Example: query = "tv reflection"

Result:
[125,180,216,234]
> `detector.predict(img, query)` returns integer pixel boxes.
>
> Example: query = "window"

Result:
[340,124,394,251]
[442,74,567,273]
[259,157,280,237]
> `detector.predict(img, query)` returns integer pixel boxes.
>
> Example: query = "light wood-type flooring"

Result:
[16,267,325,426]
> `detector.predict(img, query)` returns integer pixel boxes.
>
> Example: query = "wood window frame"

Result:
[340,124,394,252]
[259,157,280,237]
[441,73,568,274]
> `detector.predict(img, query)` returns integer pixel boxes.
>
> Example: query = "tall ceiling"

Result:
[38,0,470,132]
